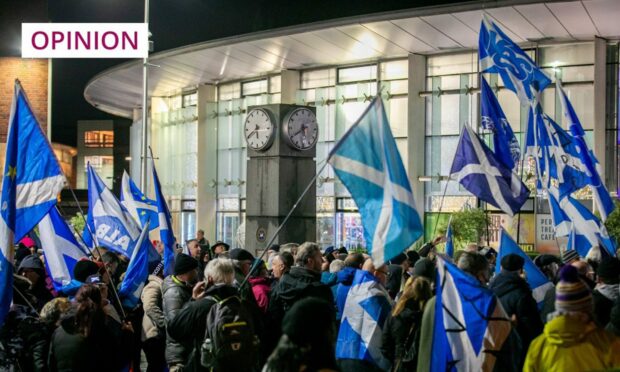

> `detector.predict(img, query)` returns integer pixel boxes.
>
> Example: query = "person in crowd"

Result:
[323,246,336,264]
[417,235,445,258]
[34,298,72,371]
[271,251,294,283]
[141,261,167,372]
[264,298,338,372]
[168,258,255,371]
[48,283,135,372]
[571,259,596,290]
[211,241,230,257]
[479,247,497,280]
[327,259,345,299]
[335,253,365,321]
[562,249,580,266]
[249,259,272,313]
[381,276,432,371]
[196,229,208,247]
[280,242,300,258]
[405,251,420,275]
[187,239,201,260]
[17,255,53,310]
[320,255,337,287]
[489,254,543,364]
[163,253,199,372]
[417,252,519,372]
[592,258,620,327]
[336,258,392,372]
[606,302,620,336]
[336,247,348,261]
[266,244,280,270]
[534,254,562,283]
[102,251,121,281]
[14,242,32,269]
[523,265,620,371]
[411,258,435,282]
[386,253,410,299]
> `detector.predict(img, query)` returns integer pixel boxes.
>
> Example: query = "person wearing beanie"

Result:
[524,265,620,371]
[264,298,337,372]
[141,260,167,372]
[592,258,620,327]
[73,259,102,283]
[489,254,543,367]
[162,253,198,371]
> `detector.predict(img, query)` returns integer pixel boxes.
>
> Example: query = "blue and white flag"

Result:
[445,221,454,258]
[121,171,159,230]
[450,124,529,216]
[327,98,423,266]
[431,256,512,371]
[479,16,551,104]
[496,230,554,307]
[119,220,151,308]
[548,188,615,257]
[38,207,89,292]
[480,76,520,169]
[336,269,393,370]
[84,164,143,257]
[557,81,615,221]
[0,82,66,326]
[152,161,176,276]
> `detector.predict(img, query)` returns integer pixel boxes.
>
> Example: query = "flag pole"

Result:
[239,160,329,290]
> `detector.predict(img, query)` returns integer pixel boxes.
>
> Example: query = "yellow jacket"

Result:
[524,315,620,372]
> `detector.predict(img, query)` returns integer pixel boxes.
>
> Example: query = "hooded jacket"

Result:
[248,276,271,313]
[523,315,620,371]
[593,283,619,327]
[162,275,193,366]
[141,275,165,342]
[335,267,357,321]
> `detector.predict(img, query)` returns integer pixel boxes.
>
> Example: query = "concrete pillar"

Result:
[407,54,427,217]
[280,70,300,104]
[196,84,218,241]
[593,37,608,187]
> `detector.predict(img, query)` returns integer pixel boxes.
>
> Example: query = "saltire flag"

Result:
[548,187,615,257]
[0,81,66,326]
[336,269,393,370]
[479,16,552,104]
[445,220,454,258]
[450,124,529,216]
[119,220,151,308]
[496,230,554,307]
[152,160,176,276]
[480,76,520,169]
[327,98,423,266]
[430,256,512,371]
[121,171,159,230]
[38,207,89,292]
[557,81,615,221]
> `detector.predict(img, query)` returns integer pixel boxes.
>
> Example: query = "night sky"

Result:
[2,0,473,146]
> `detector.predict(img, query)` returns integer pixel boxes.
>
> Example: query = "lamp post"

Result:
[140,0,150,193]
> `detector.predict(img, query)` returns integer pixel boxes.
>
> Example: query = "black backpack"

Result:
[200,295,259,371]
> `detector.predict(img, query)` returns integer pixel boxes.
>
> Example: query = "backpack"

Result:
[200,295,259,371]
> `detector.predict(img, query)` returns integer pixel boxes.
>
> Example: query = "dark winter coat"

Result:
[167,284,240,372]
[48,310,133,372]
[335,267,357,321]
[381,301,424,371]
[489,271,543,360]
[592,283,619,327]
[162,275,193,366]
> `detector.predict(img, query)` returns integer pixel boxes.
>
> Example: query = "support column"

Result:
[408,54,427,218]
[594,37,608,187]
[280,70,300,104]
[196,84,218,241]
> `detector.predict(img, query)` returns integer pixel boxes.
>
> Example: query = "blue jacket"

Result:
[335,267,357,321]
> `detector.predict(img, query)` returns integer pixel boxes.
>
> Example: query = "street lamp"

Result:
[140,0,151,193]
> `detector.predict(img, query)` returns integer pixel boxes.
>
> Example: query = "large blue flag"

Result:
[557,81,615,221]
[38,207,89,292]
[450,124,529,216]
[336,269,393,370]
[445,221,454,258]
[479,16,551,104]
[327,98,423,266]
[496,230,554,307]
[480,76,520,170]
[121,171,159,230]
[119,220,151,308]
[431,256,512,371]
[152,161,176,276]
[0,81,66,326]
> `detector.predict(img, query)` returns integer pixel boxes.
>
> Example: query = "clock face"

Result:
[244,108,275,151]
[283,108,319,151]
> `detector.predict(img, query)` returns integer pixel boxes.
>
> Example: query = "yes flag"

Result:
[450,124,529,216]
[328,98,423,266]
[0,81,66,327]
[152,160,176,276]
[121,171,159,230]
[38,207,89,291]
[479,16,551,104]
[445,221,454,258]
[431,256,512,371]
[557,81,615,221]
[336,269,393,370]
[496,230,553,306]
[480,76,520,169]
[119,220,151,308]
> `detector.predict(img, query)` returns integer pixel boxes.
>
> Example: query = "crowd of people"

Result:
[2,230,620,371]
